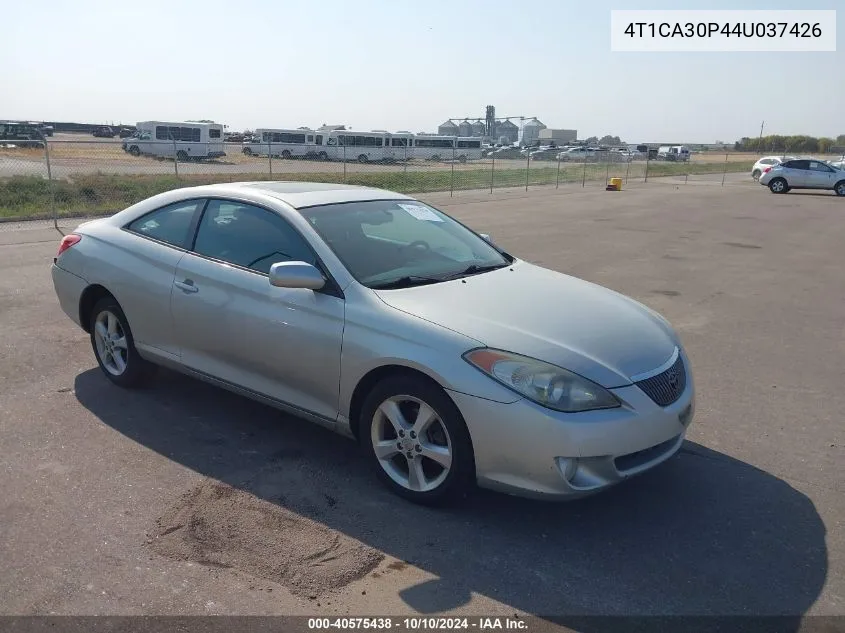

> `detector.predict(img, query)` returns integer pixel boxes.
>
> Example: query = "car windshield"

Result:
[299,200,511,288]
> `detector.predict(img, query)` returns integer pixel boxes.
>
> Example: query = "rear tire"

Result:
[129,146,140,157]
[176,150,188,162]
[89,298,155,388]
[834,180,845,197]
[358,154,368,163]
[281,149,292,159]
[318,151,328,161]
[769,177,788,194]
[242,147,253,156]
[360,375,475,506]
[752,169,761,181]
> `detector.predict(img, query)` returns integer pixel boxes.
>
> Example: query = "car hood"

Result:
[374,260,678,388]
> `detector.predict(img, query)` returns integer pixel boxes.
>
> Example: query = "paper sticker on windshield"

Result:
[398,203,443,222]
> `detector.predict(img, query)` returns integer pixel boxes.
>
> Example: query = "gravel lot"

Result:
[1,183,843,626]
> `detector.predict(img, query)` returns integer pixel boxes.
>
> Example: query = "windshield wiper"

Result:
[441,262,509,280]
[369,275,444,289]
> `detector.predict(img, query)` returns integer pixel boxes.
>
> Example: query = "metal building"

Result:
[538,128,578,145]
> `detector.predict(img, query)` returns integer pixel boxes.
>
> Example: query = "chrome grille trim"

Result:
[634,354,686,407]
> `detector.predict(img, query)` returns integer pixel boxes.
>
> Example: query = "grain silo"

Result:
[437,120,459,136]
[458,120,473,137]
[471,120,487,137]
[520,118,546,146]
[495,120,519,144]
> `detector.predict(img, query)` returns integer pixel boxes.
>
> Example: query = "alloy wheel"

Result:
[93,310,129,376]
[370,395,453,493]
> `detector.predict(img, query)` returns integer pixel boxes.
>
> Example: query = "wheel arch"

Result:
[78,284,116,333]
[347,364,453,442]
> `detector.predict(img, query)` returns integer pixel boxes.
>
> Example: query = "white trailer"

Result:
[122,121,225,160]
[242,128,329,160]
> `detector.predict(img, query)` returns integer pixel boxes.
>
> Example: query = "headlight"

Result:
[463,348,620,413]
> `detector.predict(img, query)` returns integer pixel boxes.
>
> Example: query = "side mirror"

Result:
[269,261,325,290]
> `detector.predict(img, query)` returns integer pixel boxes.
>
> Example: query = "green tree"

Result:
[598,135,623,145]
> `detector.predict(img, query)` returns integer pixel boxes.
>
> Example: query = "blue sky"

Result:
[1,0,842,143]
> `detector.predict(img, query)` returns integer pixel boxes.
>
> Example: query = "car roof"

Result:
[202,181,413,209]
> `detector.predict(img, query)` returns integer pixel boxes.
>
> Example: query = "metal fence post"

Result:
[625,154,631,184]
[605,153,611,185]
[721,152,728,186]
[525,149,530,192]
[490,154,495,194]
[450,145,455,197]
[644,153,650,183]
[343,145,347,183]
[684,157,689,184]
[581,152,587,187]
[403,144,408,185]
[555,153,561,189]
[268,139,273,176]
[173,138,179,177]
[44,140,57,229]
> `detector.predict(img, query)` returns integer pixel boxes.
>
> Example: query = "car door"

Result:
[781,160,809,187]
[120,198,206,359]
[806,161,836,189]
[170,198,345,422]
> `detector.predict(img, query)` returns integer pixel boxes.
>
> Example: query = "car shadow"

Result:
[74,368,827,625]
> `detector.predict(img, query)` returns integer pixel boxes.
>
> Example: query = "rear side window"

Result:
[209,129,221,139]
[126,199,205,248]
[785,160,809,170]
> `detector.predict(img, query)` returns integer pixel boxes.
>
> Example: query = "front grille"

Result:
[635,354,686,407]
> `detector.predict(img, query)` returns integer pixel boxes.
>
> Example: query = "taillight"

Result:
[57,234,81,257]
[763,167,772,174]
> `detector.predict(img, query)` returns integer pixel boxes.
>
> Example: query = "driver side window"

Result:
[193,200,316,274]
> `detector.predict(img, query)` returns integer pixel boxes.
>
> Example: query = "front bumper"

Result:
[449,352,695,499]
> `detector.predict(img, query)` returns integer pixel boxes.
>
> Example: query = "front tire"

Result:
[89,298,154,388]
[176,150,188,162]
[769,177,788,194]
[242,147,253,156]
[360,375,475,505]
[128,145,140,157]
[357,154,368,163]
[835,180,845,197]
[281,149,292,159]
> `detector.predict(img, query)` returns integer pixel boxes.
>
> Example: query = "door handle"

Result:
[174,279,199,293]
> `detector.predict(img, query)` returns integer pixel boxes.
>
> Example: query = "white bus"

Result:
[412,135,482,162]
[122,121,225,160]
[325,130,391,163]
[242,128,329,160]
[386,131,415,162]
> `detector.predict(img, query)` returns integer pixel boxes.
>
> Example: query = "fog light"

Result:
[556,457,579,482]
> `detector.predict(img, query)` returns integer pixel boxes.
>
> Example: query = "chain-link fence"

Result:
[3,136,842,222]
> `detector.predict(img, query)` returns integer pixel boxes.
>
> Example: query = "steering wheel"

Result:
[402,240,431,252]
